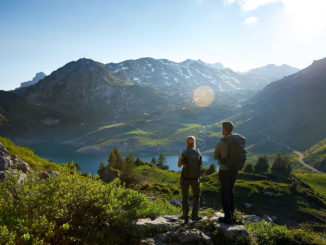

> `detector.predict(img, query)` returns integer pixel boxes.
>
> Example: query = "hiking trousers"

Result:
[219,169,238,219]
[181,178,200,219]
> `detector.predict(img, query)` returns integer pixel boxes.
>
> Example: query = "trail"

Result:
[254,129,323,173]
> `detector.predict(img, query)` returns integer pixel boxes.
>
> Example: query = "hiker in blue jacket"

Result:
[178,136,203,224]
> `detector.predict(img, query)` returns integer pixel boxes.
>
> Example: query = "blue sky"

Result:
[1,0,326,90]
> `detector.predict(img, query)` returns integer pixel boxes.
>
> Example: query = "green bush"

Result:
[246,221,325,245]
[0,169,179,244]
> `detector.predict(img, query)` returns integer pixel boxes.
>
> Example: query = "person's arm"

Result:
[178,152,183,168]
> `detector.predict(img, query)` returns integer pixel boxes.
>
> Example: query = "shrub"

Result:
[0,169,179,244]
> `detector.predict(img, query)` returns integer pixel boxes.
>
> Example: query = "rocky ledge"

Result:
[135,212,251,245]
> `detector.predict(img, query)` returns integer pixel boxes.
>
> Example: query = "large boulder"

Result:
[100,167,120,183]
[17,161,31,173]
[0,156,11,171]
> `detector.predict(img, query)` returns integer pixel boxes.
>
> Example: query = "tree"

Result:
[108,147,124,170]
[244,163,254,173]
[97,161,106,176]
[206,163,216,175]
[125,152,134,165]
[254,155,269,172]
[74,162,81,171]
[157,152,166,168]
[134,157,143,166]
[120,153,138,186]
[271,153,292,176]
[151,157,157,165]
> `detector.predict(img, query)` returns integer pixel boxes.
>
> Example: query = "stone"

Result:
[0,170,6,181]
[47,170,59,177]
[214,223,249,237]
[17,161,31,173]
[171,229,212,245]
[0,156,11,171]
[262,215,273,223]
[11,155,19,164]
[0,142,8,156]
[135,216,182,233]
[147,195,156,201]
[244,202,253,208]
[100,167,119,183]
[243,215,261,223]
[140,238,156,245]
[17,172,27,184]
[265,191,274,196]
[39,171,49,179]
[170,198,182,207]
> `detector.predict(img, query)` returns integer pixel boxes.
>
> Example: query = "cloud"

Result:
[244,16,258,24]
[229,0,279,11]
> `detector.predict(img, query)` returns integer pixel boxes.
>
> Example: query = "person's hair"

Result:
[222,121,234,133]
[186,136,196,148]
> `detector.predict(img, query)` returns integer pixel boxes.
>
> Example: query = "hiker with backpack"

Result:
[178,136,203,224]
[214,121,246,224]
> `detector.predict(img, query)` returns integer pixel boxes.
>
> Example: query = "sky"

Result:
[1,0,326,90]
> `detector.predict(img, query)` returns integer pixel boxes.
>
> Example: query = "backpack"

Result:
[221,135,246,171]
[181,148,202,180]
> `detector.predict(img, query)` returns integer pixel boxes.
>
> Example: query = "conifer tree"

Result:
[157,152,166,168]
[254,155,269,172]
[244,163,254,173]
[108,147,124,170]
[206,163,216,175]
[97,161,106,176]
[120,152,138,185]
[151,157,157,165]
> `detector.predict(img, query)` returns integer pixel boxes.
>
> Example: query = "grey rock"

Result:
[0,170,6,180]
[213,223,249,237]
[0,156,11,171]
[243,215,261,223]
[47,170,59,177]
[244,202,253,208]
[17,161,31,173]
[172,229,212,245]
[11,155,18,163]
[135,216,181,232]
[140,238,156,245]
[147,195,156,201]
[170,198,182,207]
[39,171,49,179]
[265,191,274,196]
[262,215,273,223]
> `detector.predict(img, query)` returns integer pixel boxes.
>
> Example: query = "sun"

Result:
[193,86,215,107]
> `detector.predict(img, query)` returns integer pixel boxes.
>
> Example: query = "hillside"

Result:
[237,57,326,151]
[303,138,326,172]
[1,137,326,244]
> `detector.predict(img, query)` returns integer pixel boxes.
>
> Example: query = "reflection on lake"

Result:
[29,143,219,175]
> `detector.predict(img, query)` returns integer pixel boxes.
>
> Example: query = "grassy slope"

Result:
[135,165,326,231]
[303,138,326,172]
[0,136,62,171]
[295,172,326,198]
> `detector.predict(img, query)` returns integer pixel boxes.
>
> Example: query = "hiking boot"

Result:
[184,216,189,225]
[192,216,203,221]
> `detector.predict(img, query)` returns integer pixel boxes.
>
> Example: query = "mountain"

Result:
[237,57,326,151]
[303,138,326,172]
[243,64,299,84]
[20,72,46,88]
[105,58,267,101]
[209,62,224,70]
[13,58,169,124]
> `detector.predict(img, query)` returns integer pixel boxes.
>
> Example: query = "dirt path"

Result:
[254,129,323,173]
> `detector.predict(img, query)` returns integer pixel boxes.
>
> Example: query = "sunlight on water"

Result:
[193,86,215,107]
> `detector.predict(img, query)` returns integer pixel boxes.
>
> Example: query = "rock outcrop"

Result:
[135,212,250,245]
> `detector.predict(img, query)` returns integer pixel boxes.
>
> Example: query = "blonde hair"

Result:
[186,136,196,149]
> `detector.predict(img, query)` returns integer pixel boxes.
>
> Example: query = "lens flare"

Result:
[193,86,215,107]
